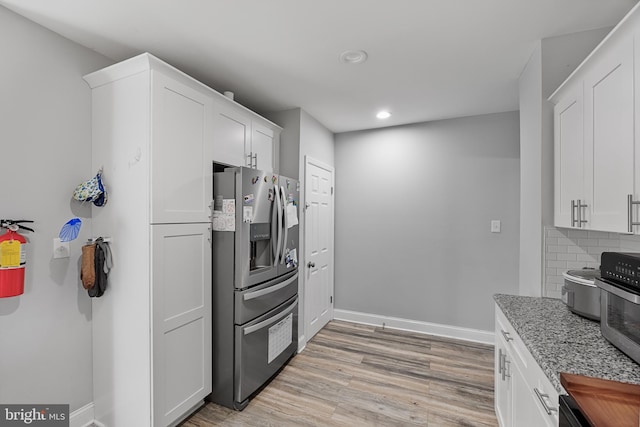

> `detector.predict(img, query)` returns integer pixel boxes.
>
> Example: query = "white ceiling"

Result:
[1,0,637,133]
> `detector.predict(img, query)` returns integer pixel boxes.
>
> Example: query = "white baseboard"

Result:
[333,309,494,345]
[70,402,95,427]
[297,333,306,353]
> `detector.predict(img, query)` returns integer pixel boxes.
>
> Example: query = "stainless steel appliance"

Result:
[208,166,300,410]
[558,395,590,427]
[595,252,640,365]
[561,269,601,320]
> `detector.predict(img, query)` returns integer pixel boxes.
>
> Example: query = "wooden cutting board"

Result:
[561,372,640,426]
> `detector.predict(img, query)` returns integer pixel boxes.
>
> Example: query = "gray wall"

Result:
[299,109,334,168]
[334,112,520,332]
[518,28,610,297]
[0,6,112,411]
[265,107,335,347]
[266,108,301,179]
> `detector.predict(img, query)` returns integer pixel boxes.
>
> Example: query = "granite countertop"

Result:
[494,294,640,394]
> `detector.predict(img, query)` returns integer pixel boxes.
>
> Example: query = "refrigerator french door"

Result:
[209,166,299,410]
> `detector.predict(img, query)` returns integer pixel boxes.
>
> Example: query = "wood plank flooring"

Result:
[182,320,498,426]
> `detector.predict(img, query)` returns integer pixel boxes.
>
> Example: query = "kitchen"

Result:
[0,1,640,426]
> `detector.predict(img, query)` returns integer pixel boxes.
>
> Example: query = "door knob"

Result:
[307,262,315,268]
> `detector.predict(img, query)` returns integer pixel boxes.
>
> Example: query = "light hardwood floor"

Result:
[183,320,498,426]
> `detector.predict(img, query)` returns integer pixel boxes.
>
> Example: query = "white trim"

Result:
[549,1,640,101]
[305,156,334,174]
[297,333,307,353]
[302,156,336,347]
[70,403,95,427]
[83,53,281,129]
[333,309,494,345]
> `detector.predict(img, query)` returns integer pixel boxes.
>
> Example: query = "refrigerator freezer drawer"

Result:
[234,271,298,325]
[234,295,298,405]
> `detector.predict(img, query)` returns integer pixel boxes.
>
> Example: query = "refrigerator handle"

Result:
[274,182,283,266]
[243,272,298,301]
[280,185,289,264]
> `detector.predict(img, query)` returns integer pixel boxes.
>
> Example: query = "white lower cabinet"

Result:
[494,331,512,426]
[152,223,212,426]
[495,305,559,427]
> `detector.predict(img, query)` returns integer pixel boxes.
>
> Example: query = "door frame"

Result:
[300,155,335,351]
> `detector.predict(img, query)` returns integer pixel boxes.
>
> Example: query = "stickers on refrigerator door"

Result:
[268,313,292,364]
[212,199,235,232]
[284,248,298,269]
[222,199,235,214]
[243,194,255,204]
[286,203,298,228]
[243,206,253,223]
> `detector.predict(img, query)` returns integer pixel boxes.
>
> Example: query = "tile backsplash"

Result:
[544,226,640,298]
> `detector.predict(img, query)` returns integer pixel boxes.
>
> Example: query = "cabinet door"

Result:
[584,35,634,232]
[251,122,274,173]
[633,34,640,234]
[152,223,212,427]
[212,100,252,168]
[151,72,214,224]
[511,359,538,427]
[554,83,584,228]
[494,337,512,427]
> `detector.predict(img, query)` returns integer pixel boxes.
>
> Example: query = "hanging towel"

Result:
[81,244,96,290]
[89,238,112,298]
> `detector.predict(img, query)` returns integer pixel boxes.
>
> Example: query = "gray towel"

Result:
[88,238,112,298]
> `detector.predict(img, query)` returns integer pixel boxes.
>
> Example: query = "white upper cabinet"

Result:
[151,71,214,224]
[550,4,640,233]
[251,122,275,172]
[553,83,584,228]
[212,101,252,168]
[211,97,279,173]
[583,36,634,233]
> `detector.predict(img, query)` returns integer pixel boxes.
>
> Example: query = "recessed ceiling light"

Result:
[339,50,368,64]
[376,111,391,119]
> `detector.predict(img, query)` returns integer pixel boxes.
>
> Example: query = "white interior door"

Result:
[304,157,334,341]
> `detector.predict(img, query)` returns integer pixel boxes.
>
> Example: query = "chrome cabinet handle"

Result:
[534,387,558,415]
[577,200,588,227]
[571,200,577,227]
[502,357,510,381]
[246,153,253,167]
[252,153,258,168]
[501,330,513,342]
[498,349,504,375]
[628,194,640,232]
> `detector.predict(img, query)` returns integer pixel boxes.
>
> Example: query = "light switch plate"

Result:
[53,238,70,259]
[491,220,501,233]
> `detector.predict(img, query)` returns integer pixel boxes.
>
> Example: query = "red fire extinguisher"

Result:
[0,219,34,298]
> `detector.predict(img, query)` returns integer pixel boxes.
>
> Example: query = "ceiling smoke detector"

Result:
[339,50,368,64]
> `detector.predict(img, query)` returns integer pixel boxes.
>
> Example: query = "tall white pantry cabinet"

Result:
[83,53,222,427]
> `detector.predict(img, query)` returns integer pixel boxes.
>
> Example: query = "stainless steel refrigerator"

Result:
[208,166,299,410]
